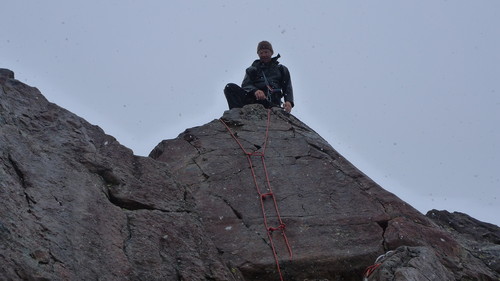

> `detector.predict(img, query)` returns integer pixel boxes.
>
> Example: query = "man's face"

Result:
[258,49,273,63]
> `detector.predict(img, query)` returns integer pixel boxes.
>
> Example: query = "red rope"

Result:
[363,263,381,278]
[220,109,293,281]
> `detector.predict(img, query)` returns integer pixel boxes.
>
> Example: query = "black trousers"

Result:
[224,83,272,109]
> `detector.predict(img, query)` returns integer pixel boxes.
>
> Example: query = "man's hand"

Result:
[255,90,266,100]
[283,101,292,113]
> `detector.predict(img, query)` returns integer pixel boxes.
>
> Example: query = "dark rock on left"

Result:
[0,69,237,280]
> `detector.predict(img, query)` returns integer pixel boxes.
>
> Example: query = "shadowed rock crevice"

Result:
[108,192,157,211]
[122,214,133,259]
[192,158,211,181]
[223,198,244,220]
[7,154,37,206]
[8,154,27,188]
[96,168,121,187]
[307,141,331,157]
[376,219,389,251]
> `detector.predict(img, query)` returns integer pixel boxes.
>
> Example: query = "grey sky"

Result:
[3,1,499,226]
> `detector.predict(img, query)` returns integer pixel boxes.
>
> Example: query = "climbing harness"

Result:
[262,70,273,104]
[220,109,293,281]
[262,70,282,106]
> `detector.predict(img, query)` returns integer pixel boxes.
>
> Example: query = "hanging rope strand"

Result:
[220,109,292,281]
[260,154,292,257]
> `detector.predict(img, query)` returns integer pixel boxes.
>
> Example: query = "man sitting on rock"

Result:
[224,41,294,113]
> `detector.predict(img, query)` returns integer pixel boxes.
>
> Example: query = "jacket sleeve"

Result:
[241,67,259,94]
[281,66,294,107]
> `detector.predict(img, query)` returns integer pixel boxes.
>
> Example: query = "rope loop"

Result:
[261,192,274,199]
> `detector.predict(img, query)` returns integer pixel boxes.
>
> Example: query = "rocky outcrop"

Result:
[0,69,235,280]
[363,211,500,280]
[364,246,456,280]
[150,106,500,280]
[427,210,500,274]
[1,68,499,280]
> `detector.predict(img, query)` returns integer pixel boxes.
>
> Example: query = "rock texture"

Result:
[364,211,500,281]
[150,106,500,281]
[1,68,499,280]
[0,69,235,280]
[364,246,456,281]
[427,210,500,274]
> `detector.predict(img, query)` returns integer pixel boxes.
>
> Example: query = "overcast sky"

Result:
[3,1,499,226]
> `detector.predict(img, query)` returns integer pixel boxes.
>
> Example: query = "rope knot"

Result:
[268,223,286,232]
[261,192,274,199]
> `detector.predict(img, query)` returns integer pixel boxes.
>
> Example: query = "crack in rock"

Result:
[8,153,37,206]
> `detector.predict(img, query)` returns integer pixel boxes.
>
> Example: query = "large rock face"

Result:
[149,106,499,280]
[1,68,499,280]
[0,69,234,280]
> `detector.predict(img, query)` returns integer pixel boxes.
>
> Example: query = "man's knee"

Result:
[224,83,248,109]
[224,83,239,95]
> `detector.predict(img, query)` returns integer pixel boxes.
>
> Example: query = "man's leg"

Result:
[224,83,249,109]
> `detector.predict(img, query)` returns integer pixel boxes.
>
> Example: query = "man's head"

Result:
[257,41,273,63]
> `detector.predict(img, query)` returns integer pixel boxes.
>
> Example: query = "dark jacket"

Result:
[241,54,294,107]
